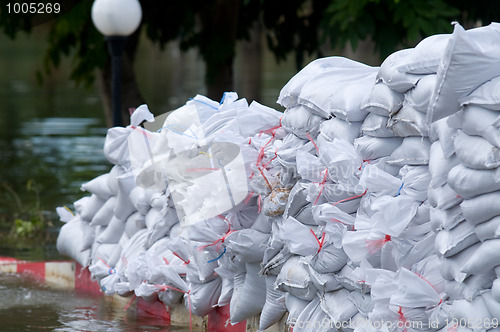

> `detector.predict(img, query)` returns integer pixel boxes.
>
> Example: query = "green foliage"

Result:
[322,0,460,60]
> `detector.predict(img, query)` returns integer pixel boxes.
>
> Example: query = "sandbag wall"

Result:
[57,22,500,331]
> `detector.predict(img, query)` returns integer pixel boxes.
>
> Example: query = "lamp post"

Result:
[91,0,142,127]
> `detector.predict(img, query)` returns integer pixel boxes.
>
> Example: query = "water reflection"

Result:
[0,273,186,331]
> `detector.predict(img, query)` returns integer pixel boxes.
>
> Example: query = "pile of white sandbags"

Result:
[57,22,500,331]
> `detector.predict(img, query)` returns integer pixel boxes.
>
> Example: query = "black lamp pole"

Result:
[106,36,127,127]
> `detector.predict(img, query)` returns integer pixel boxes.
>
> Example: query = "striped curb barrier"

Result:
[0,257,288,331]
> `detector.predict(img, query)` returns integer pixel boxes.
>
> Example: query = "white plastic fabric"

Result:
[354,136,403,161]
[361,113,393,138]
[462,239,500,275]
[387,137,431,166]
[396,34,449,75]
[403,74,436,113]
[460,75,500,111]
[435,221,479,257]
[377,48,423,92]
[388,105,428,137]
[460,105,500,147]
[361,82,404,116]
[461,191,500,225]
[319,117,362,144]
[448,164,500,199]
[427,22,500,123]
[429,142,460,189]
[454,130,500,170]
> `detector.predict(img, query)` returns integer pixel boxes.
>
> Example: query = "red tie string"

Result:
[309,229,326,254]
[365,234,392,254]
[257,194,262,213]
[305,132,319,155]
[172,252,190,265]
[397,306,408,332]
[313,168,328,205]
[331,189,368,207]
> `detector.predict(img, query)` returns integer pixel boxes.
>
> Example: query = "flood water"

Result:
[0,24,298,331]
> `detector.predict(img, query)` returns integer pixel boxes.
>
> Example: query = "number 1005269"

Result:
[6,2,60,14]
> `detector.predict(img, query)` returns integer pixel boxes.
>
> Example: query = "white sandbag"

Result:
[103,127,132,166]
[449,296,493,325]
[390,268,441,307]
[285,293,310,326]
[95,216,125,244]
[56,206,74,223]
[292,298,330,332]
[81,173,114,200]
[430,205,464,232]
[370,196,419,237]
[56,216,93,267]
[225,229,269,263]
[377,48,423,92]
[428,183,463,210]
[360,82,404,116]
[429,142,460,189]
[460,272,496,301]
[319,117,362,144]
[276,256,317,301]
[90,196,116,226]
[306,263,342,292]
[429,117,457,158]
[448,164,500,199]
[186,278,222,317]
[481,291,500,319]
[320,289,358,324]
[281,104,322,139]
[230,263,267,324]
[462,239,500,275]
[492,279,500,303]
[78,194,106,222]
[278,57,367,110]
[403,74,437,113]
[106,165,120,195]
[232,100,282,138]
[387,137,430,166]
[454,130,500,169]
[399,165,430,201]
[476,216,500,242]
[461,191,500,225]
[298,62,377,121]
[397,34,450,75]
[335,264,364,292]
[361,113,393,138]
[427,22,500,123]
[439,243,479,283]
[354,136,403,160]
[129,186,152,215]
[259,275,287,331]
[435,221,479,257]
[388,105,428,137]
[460,75,500,111]
[114,171,137,221]
[309,240,349,274]
[458,107,500,148]
[124,211,146,237]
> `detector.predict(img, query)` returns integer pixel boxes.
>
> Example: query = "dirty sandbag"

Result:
[281,104,323,139]
[427,23,500,123]
[454,130,500,169]
[90,196,116,226]
[388,137,431,166]
[355,136,403,161]
[435,221,479,258]
[291,298,331,332]
[428,183,463,210]
[361,112,394,138]
[476,215,500,242]
[56,216,93,267]
[361,81,404,116]
[448,164,500,199]
[259,275,287,331]
[230,262,267,324]
[318,117,362,144]
[276,255,318,301]
[429,142,460,189]
[430,205,464,232]
[320,289,358,324]
[263,187,291,218]
[306,262,343,293]
[461,191,500,225]
[388,104,429,137]
[403,74,437,113]
[81,173,114,200]
[461,239,500,275]
[284,181,313,223]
